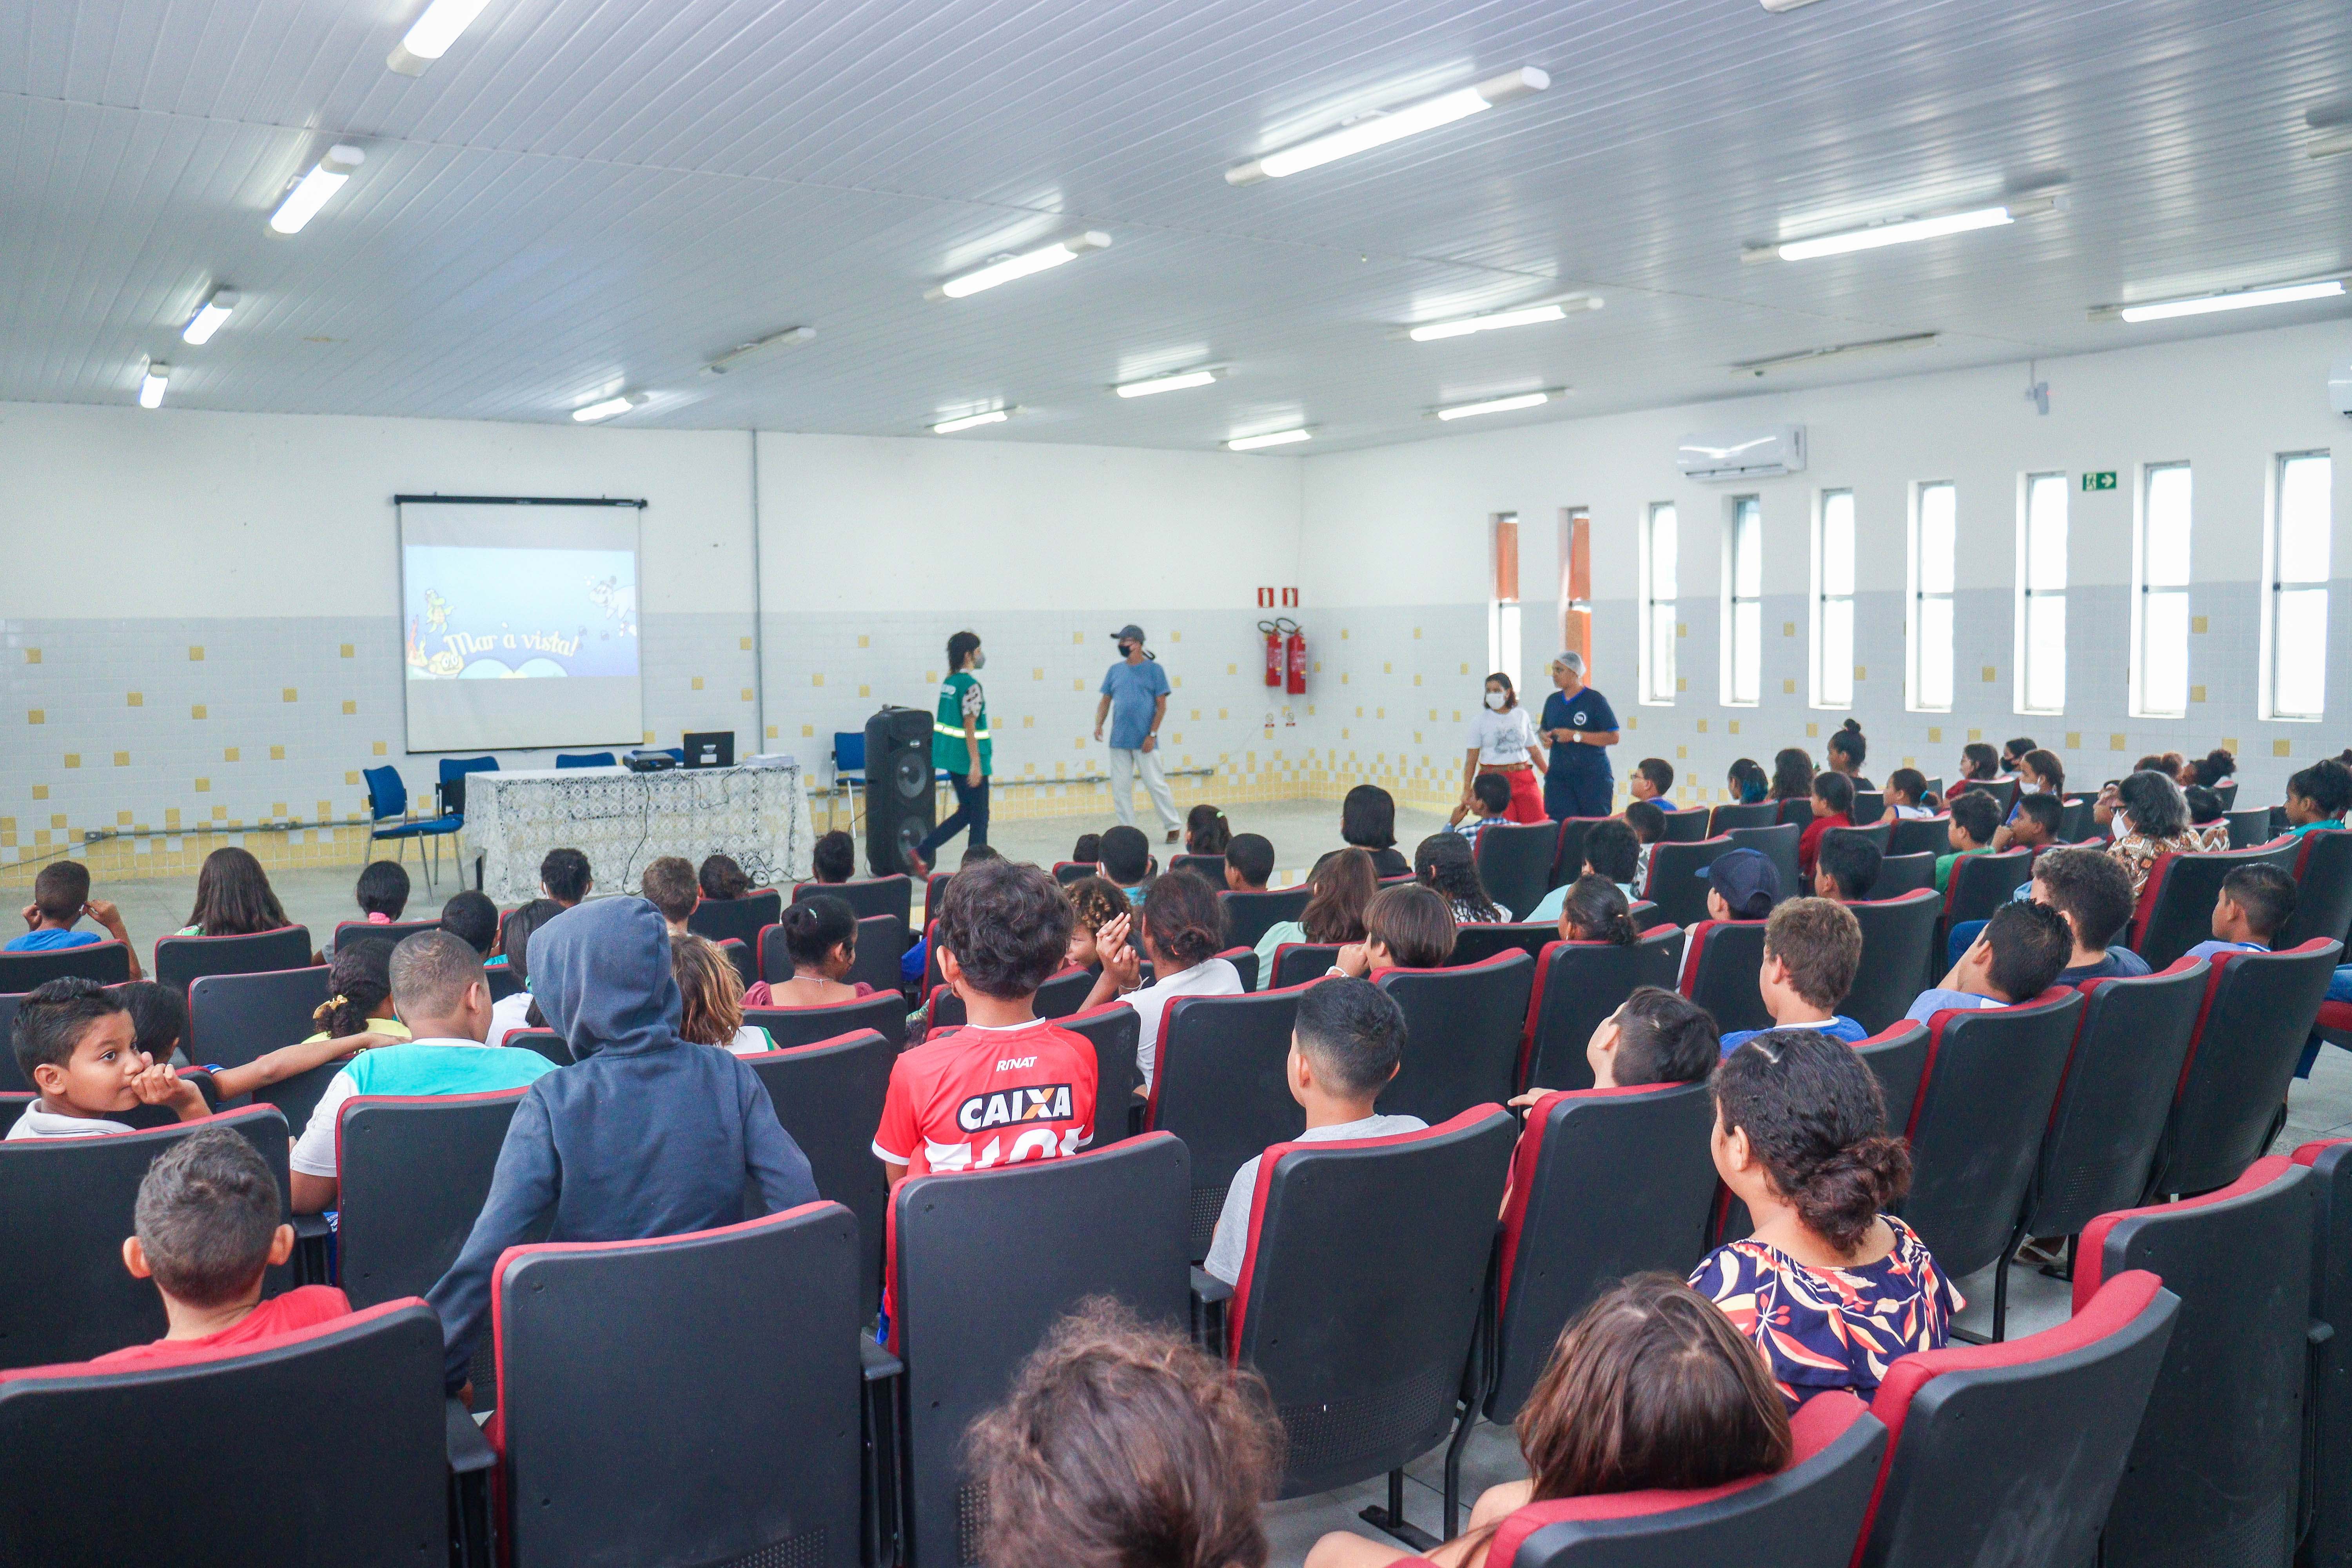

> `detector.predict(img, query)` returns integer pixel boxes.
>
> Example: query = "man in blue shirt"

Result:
[1538,651,1619,820]
[1094,623,1180,842]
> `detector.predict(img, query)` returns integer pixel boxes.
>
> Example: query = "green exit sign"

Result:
[2082,471,2118,492]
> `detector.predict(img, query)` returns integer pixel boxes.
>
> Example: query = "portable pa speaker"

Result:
[864,707,935,877]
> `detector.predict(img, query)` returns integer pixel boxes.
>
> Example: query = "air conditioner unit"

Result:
[1675,425,1808,482]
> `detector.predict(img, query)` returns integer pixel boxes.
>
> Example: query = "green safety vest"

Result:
[933,670,992,776]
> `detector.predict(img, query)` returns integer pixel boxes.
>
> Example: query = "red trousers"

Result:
[1482,766,1547,823]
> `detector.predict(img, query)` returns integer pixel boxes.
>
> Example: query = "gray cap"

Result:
[1112,623,1146,643]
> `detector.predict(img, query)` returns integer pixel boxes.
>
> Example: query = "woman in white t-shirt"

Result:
[1459,673,1550,824]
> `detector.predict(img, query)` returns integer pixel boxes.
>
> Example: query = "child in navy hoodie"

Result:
[428,897,818,1393]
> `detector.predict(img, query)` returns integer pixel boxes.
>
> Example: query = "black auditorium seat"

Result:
[1549,816,1614,889]
[184,964,330,1072]
[1171,852,1226,883]
[1885,817,1950,858]
[1052,860,1096,886]
[2148,939,2339,1200]
[846,913,908,995]
[715,936,755,988]
[1724,824,1800,905]
[1776,797,1815,830]
[1841,890,1942,1033]
[1948,777,2018,815]
[153,925,314,992]
[1475,821,1559,924]
[742,1029,894,1320]
[1270,942,1343,989]
[1852,1022,1928,1138]
[1940,847,2031,927]
[0,941,131,989]
[2128,841,2300,969]
[2225,806,2277,848]
[1450,921,1558,967]
[1146,987,1306,1258]
[684,887,783,947]
[1056,1004,1145,1149]
[1707,802,1779,835]
[1849,790,1887,827]
[1660,806,1713,842]
[1639,838,1739,927]
[1517,928,1686,1093]
[1872,852,1938,897]
[1219,885,1311,950]
[792,873,913,927]
[2284,827,2352,950]
[746,991,907,1051]
[1032,965,1096,1019]
[1677,918,1769,1035]
[1375,951,1533,1123]
[329,918,441,950]
[1215,945,1260,993]
[2292,1138,2352,1568]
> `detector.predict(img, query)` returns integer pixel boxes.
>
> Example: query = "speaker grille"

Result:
[956,1481,989,1564]
[714,1527,827,1568]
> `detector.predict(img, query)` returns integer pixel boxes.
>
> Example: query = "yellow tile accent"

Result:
[272,802,288,817]
[1341,629,1350,640]
[282,687,298,702]
[800,724,814,737]
[345,771,360,785]
[860,635,873,648]
[1414,627,1423,639]
[2276,739,2294,757]
[342,700,356,715]
[857,684,870,697]
[1696,720,1708,733]
[2222,737,2239,753]
[341,643,355,658]
[112,751,128,766]
[2190,684,2206,703]
[1073,679,1085,691]
[1928,728,1943,744]
[1458,663,1468,675]
[1023,715,1035,728]
[195,777,210,792]
[1226,662,1237,676]
[270,745,285,760]
[2065,732,2081,749]
[1676,746,1688,759]
[225,747,240,761]
[51,814,66,830]
[212,807,227,821]
[316,801,331,817]
[22,649,37,664]
[1677,623,1688,638]
[643,731,655,744]
[372,742,388,756]
[63,753,79,769]
[1073,632,1084,644]
[739,636,753,651]
[1855,665,1867,681]
[1967,729,1982,743]
[743,687,756,701]
[1783,621,1796,637]
[26,710,41,724]
[1782,678,1795,694]
[192,704,207,719]
[811,673,823,686]
[2191,616,2208,634]
[126,691,142,707]
[767,726,779,739]
[2111,733,2128,751]
[1676,678,1688,692]
[163,806,176,825]
[1728,719,1740,734]
[691,676,705,691]
[31,786,46,800]
[117,810,131,825]
[1805,722,1819,738]
[189,646,204,661]
[1981,667,1996,682]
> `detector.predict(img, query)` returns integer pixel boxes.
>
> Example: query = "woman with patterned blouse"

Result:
[2094,769,2204,901]
[1690,1029,1961,1411]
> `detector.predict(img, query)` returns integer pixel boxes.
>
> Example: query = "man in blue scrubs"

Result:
[1539,651,1620,820]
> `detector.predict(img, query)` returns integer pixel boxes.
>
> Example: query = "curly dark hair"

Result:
[1769,750,1815,803]
[1412,833,1499,921]
[2115,769,2188,840]
[1139,870,1226,969]
[938,860,1075,999]
[314,938,395,1040]
[1713,1029,1909,1254]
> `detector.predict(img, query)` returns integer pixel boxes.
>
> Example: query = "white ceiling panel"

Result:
[0,0,2345,450]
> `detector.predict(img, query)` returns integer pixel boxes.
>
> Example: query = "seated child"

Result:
[1064,876,1130,971]
[1446,772,1514,846]
[1099,825,1154,902]
[1527,820,1642,922]
[902,844,1001,989]
[1514,984,1720,1107]
[91,1127,352,1368]
[8,859,142,978]
[1254,848,1377,973]
[1727,758,1769,805]
[1331,883,1457,979]
[1223,833,1275,893]
[1717,897,1867,1054]
[2029,849,2151,984]
[438,889,499,956]
[969,1299,1282,1568]
[671,932,774,1056]
[428,897,820,1392]
[1071,831,1103,866]
[2285,760,2352,836]
[1204,977,1422,1283]
[539,847,592,908]
[1622,800,1667,889]
[640,856,699,935]
[1309,1273,1791,1568]
[809,830,857,884]
[6,978,206,1139]
[1628,756,1676,805]
[485,899,565,1047]
[2185,862,2296,960]
[1813,830,1881,902]
[1416,832,1507,923]
[744,894,873,1008]
[1992,792,2064,853]
[120,980,188,1068]
[1906,899,2073,1022]
[698,853,754,900]
[1703,847,1780,924]
[874,860,1097,1192]
[1087,870,1247,1087]
[1884,767,1940,819]
[1185,804,1233,855]
[1797,773,1853,879]
[289,930,557,1214]
[1549,875,1637,946]
[2184,785,2232,851]
[353,859,410,925]
[1691,1031,1958,1410]
[1934,789,2002,892]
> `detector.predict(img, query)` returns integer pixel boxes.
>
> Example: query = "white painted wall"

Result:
[1302,319,2352,805]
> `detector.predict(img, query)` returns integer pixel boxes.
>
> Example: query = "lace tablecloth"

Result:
[465,764,813,905]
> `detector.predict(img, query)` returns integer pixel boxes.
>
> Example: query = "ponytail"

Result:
[1558,875,1637,946]
[314,937,393,1040]
[784,895,858,970]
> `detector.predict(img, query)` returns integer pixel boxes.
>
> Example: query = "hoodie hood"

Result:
[531,897,682,1060]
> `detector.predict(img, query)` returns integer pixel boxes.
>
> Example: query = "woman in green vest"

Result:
[908,629,991,876]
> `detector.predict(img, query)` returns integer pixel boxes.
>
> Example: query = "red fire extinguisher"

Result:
[1259,620,1284,688]
[1283,618,1307,696]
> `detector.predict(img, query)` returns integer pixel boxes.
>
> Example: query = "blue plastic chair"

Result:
[364,765,463,893]
[831,732,866,833]
[436,755,497,816]
[555,752,616,769]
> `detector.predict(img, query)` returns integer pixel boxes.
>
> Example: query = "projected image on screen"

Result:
[399,501,646,753]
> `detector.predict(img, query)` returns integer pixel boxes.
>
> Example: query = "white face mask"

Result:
[971,651,986,670]
[1484,690,1508,711]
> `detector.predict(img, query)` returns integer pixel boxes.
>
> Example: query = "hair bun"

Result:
[1842,718,1862,734]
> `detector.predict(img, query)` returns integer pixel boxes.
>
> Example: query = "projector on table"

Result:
[622,749,679,773]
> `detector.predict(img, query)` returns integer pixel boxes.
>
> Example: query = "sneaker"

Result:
[1165,828,1180,844]
[904,848,931,878]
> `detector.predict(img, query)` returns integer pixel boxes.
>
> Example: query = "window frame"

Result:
[1639,501,1678,705]
[1721,494,1762,708]
[2262,449,2333,722]
[2015,471,2068,717]
[1487,512,1521,695]
[1907,481,1956,713]
[2130,461,2192,719]
[1811,487,1856,709]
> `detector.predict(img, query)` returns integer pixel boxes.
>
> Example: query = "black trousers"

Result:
[918,774,989,858]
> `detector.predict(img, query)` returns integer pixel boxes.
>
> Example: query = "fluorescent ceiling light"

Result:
[933,408,1014,434]
[2311,125,2352,159]
[1432,389,1561,421]
[702,326,816,376]
[1760,0,1826,10]
[138,363,169,409]
[1227,67,1548,185]
[269,145,365,235]
[389,0,494,74]
[1227,428,1311,451]
[1745,195,2062,263]
[1407,295,1601,342]
[180,288,239,345]
[572,392,647,423]
[1731,333,1940,377]
[929,233,1110,300]
[2096,279,2346,324]
[1115,367,1225,398]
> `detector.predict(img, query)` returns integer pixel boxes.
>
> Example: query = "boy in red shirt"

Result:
[89,1127,349,1369]
[874,859,1098,1184]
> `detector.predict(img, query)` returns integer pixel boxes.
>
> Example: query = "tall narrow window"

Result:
[1813,489,1855,708]
[2018,472,2067,714]
[1559,507,1592,672]
[1909,482,1955,711]
[1488,513,1521,693]
[1723,496,1761,706]
[1640,503,1678,704]
[2133,463,2192,718]
[2268,452,2332,720]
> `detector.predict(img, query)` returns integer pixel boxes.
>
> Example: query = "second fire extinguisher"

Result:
[1283,618,1307,696]
[1259,620,1284,688]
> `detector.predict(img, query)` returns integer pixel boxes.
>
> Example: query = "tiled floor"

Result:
[76,810,2352,1568]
